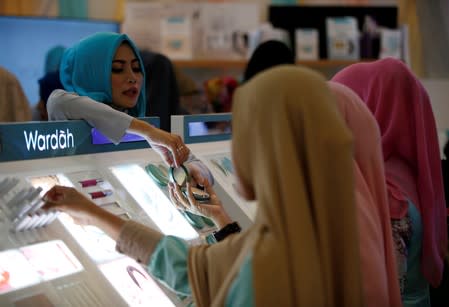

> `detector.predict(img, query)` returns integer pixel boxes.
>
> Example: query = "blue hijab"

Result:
[60,32,146,117]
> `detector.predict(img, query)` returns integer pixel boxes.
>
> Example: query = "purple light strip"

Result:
[91,128,145,145]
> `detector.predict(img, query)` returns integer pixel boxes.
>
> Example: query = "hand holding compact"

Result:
[168,180,232,228]
[185,163,207,188]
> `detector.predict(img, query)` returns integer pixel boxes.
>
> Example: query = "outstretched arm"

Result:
[43,185,127,240]
[43,185,192,295]
[47,89,189,167]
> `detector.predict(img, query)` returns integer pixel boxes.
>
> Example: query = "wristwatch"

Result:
[213,222,242,242]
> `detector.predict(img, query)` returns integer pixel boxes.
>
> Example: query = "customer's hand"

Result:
[186,162,208,187]
[168,180,232,228]
[43,185,100,225]
[43,186,125,240]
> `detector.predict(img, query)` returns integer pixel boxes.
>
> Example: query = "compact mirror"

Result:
[170,165,211,202]
[169,165,189,187]
[190,187,210,203]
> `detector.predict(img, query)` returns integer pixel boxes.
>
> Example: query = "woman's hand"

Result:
[148,128,190,168]
[168,180,232,229]
[128,119,190,167]
[43,185,125,240]
[186,162,207,187]
[43,185,99,225]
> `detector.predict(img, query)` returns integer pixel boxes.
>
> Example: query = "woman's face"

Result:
[111,43,143,110]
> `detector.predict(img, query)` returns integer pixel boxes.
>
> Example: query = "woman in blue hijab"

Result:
[47,32,189,167]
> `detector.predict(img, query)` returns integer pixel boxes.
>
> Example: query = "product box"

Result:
[295,28,319,60]
[379,28,402,59]
[247,23,291,59]
[161,15,193,60]
[326,17,359,60]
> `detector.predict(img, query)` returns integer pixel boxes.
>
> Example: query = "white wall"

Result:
[421,79,449,156]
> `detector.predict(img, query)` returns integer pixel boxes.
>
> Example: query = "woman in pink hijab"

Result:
[328,81,402,307]
[332,58,447,306]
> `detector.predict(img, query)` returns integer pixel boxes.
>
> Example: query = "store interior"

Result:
[0,1,448,306]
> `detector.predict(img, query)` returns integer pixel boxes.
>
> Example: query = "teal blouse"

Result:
[148,236,254,306]
[403,201,430,307]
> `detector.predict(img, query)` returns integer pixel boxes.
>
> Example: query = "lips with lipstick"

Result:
[123,86,139,100]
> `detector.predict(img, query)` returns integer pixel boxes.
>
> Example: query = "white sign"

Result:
[23,129,75,152]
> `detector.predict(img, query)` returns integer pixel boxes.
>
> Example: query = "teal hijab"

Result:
[60,32,146,117]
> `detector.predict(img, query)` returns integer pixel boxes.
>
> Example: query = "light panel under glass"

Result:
[0,240,83,295]
[110,164,198,240]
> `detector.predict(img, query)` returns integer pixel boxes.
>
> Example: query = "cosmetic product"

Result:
[43,211,60,226]
[26,214,44,230]
[145,164,168,187]
[1,177,58,232]
[0,178,13,195]
[191,187,210,202]
[14,215,32,232]
[6,187,34,220]
[0,177,19,196]
[89,190,113,199]
[169,164,189,187]
[182,187,210,203]
[6,187,31,209]
[33,211,52,228]
[79,178,104,188]
[14,188,43,220]
[158,164,169,178]
[202,216,216,227]
[182,210,205,230]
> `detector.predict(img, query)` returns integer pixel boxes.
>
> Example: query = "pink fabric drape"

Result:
[332,57,447,287]
[329,81,402,307]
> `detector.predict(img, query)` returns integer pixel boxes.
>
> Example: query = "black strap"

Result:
[213,222,242,242]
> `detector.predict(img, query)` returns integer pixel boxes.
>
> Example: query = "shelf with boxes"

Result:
[269,5,399,61]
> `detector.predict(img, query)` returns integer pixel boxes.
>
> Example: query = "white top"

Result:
[47,89,213,183]
[47,89,133,144]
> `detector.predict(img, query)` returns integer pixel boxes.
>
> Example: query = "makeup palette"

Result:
[145,164,169,187]
[169,165,190,187]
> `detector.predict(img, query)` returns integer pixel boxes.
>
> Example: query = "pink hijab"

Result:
[332,58,447,287]
[328,81,401,307]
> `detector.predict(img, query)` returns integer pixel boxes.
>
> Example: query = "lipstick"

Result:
[89,190,113,199]
[79,178,104,188]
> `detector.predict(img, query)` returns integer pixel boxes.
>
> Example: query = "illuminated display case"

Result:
[0,118,193,307]
[0,115,255,306]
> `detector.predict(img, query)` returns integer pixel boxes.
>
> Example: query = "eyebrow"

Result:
[112,59,140,64]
